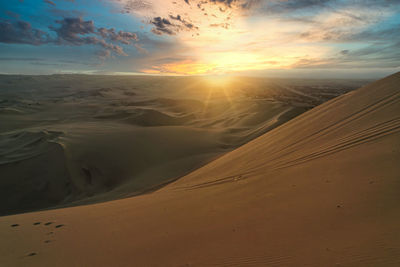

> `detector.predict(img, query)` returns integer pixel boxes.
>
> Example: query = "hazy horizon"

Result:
[0,70,394,80]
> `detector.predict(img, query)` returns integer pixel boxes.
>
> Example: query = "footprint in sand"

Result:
[10,224,19,227]
[44,222,53,226]
[55,224,64,228]
[33,222,41,225]
[27,252,37,257]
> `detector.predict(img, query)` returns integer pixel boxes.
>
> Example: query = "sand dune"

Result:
[0,73,398,266]
[0,75,363,215]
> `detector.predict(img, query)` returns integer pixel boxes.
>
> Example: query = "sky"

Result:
[0,0,399,78]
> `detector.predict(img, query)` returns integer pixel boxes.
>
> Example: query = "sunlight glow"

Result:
[118,0,399,76]
[202,75,233,88]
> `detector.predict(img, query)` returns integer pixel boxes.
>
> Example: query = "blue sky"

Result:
[0,0,399,78]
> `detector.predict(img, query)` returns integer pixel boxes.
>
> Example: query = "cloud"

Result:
[348,24,400,42]
[116,0,236,37]
[209,22,229,29]
[297,10,400,43]
[260,0,332,14]
[97,27,138,44]
[112,0,400,74]
[50,17,96,44]
[207,0,260,9]
[208,0,236,7]
[96,49,111,59]
[340,50,349,55]
[169,14,197,30]
[49,17,139,56]
[149,13,199,35]
[257,0,400,18]
[289,39,400,70]
[5,0,400,75]
[0,20,49,45]
[150,17,175,35]
[44,0,56,6]
[48,8,86,18]
[0,57,45,61]
[134,43,148,54]
[0,17,139,59]
[0,57,97,68]
[119,0,153,13]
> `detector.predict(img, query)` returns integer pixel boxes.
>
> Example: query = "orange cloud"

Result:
[143,60,217,75]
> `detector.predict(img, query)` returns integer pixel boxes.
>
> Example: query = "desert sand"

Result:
[1,72,398,266]
[0,75,364,216]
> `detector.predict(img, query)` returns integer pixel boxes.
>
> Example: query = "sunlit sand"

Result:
[1,72,399,266]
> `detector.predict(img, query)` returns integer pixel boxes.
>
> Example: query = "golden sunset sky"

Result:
[1,0,399,77]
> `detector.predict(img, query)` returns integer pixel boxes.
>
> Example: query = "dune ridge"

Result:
[0,73,398,266]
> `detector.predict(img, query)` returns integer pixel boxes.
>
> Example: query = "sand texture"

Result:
[1,73,397,266]
[0,75,364,215]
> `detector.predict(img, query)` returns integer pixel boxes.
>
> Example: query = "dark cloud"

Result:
[239,0,260,9]
[209,0,236,7]
[44,0,56,6]
[150,17,175,35]
[0,17,139,59]
[50,17,96,44]
[97,39,127,55]
[49,8,86,18]
[151,17,172,27]
[0,20,49,45]
[150,14,198,36]
[49,17,139,56]
[169,14,182,21]
[208,0,260,9]
[169,14,197,30]
[340,50,349,55]
[98,27,138,44]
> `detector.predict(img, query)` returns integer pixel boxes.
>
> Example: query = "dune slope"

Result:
[0,73,399,266]
[0,75,363,215]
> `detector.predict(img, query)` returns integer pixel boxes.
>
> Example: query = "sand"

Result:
[0,75,364,216]
[0,73,397,266]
